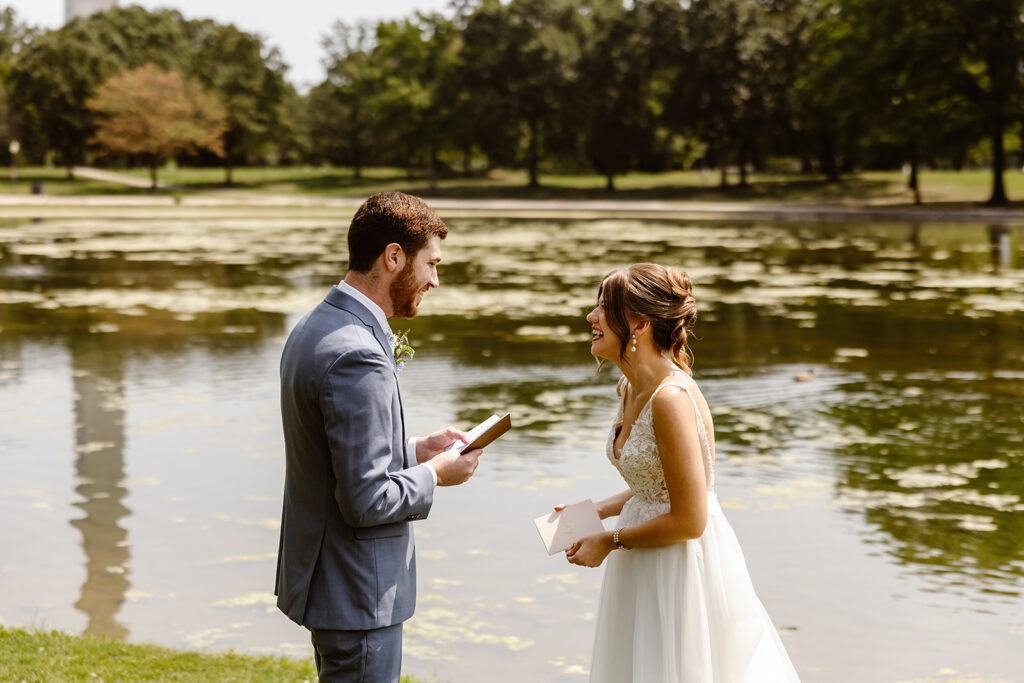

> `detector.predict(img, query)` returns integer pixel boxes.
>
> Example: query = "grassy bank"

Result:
[0,628,432,682]
[8,166,1024,207]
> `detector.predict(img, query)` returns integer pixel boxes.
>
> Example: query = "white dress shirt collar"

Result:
[338,280,393,340]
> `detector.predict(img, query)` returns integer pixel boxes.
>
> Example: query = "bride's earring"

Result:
[631,334,637,352]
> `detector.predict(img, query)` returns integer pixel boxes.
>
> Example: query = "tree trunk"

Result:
[987,117,1007,205]
[605,172,615,192]
[352,131,363,180]
[908,143,921,205]
[820,130,840,183]
[150,164,158,191]
[798,132,813,173]
[738,143,749,187]
[224,162,234,187]
[750,142,764,173]
[463,145,472,177]
[719,164,728,187]
[527,117,540,188]
[429,144,438,192]
[909,160,920,205]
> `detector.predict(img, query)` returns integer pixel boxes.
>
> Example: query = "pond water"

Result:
[1,212,1022,682]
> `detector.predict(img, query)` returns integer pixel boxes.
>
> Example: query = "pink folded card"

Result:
[533,499,605,556]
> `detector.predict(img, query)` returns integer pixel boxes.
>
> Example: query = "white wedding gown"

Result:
[589,377,800,682]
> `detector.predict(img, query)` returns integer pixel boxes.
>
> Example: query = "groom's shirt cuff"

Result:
[408,437,438,486]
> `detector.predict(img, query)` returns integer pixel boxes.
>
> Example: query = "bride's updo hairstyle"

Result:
[597,263,697,374]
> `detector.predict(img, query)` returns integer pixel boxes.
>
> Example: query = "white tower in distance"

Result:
[66,0,119,22]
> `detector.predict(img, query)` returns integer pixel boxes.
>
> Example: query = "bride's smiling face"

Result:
[586,298,622,361]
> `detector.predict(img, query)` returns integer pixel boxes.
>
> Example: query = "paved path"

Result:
[70,166,173,189]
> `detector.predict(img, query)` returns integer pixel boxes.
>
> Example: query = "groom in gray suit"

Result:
[275,192,481,682]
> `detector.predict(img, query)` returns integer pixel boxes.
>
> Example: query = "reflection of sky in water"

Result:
[0,214,1023,682]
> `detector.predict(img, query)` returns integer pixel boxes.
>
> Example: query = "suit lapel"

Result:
[324,286,396,367]
[323,286,411,467]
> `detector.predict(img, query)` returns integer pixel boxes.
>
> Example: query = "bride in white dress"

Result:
[562,263,799,682]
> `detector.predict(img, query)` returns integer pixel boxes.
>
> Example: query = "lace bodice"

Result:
[606,376,715,524]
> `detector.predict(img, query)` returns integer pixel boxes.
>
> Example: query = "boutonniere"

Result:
[392,329,415,370]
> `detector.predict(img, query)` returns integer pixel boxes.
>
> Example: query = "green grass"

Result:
[0,627,433,683]
[8,164,1024,207]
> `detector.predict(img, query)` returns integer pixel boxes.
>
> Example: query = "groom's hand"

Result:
[416,426,481,486]
[427,448,481,486]
[415,426,471,464]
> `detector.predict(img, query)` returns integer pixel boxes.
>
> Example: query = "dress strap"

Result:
[651,380,715,488]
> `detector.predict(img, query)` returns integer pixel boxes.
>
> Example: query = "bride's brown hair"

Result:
[597,263,697,374]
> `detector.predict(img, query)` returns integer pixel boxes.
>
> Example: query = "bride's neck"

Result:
[616,353,681,396]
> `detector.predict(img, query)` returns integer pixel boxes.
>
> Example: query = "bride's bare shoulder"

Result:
[651,384,697,424]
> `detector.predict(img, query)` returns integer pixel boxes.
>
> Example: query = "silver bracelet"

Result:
[613,528,628,550]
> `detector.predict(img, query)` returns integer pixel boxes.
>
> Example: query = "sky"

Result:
[3,0,453,90]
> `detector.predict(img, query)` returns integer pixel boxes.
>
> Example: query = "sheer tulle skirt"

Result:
[589,494,799,683]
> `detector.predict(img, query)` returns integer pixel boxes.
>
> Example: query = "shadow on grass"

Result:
[391,175,899,202]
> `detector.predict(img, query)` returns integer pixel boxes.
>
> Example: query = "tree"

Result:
[799,0,995,203]
[83,6,189,71]
[576,0,658,190]
[186,22,288,184]
[417,13,467,186]
[660,0,771,186]
[854,1,972,204]
[274,83,311,166]
[454,1,520,171]
[794,0,864,182]
[954,0,1024,205]
[752,0,824,175]
[354,13,465,185]
[6,6,189,176]
[363,19,437,178]
[7,26,119,176]
[458,0,583,187]
[305,80,351,166]
[87,64,226,188]
[0,7,35,145]
[318,20,378,178]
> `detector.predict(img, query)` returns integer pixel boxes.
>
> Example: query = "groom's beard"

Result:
[389,262,422,318]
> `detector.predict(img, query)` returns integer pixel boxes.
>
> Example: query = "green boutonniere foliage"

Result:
[392,330,415,369]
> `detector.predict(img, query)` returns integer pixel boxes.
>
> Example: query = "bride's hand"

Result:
[554,502,605,516]
[565,531,614,568]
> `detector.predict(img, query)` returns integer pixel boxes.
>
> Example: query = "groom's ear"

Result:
[381,243,406,274]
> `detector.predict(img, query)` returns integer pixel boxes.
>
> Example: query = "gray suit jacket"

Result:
[275,286,435,630]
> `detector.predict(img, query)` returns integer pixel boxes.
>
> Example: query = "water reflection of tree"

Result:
[828,377,1024,592]
[69,337,131,639]
[988,224,1012,271]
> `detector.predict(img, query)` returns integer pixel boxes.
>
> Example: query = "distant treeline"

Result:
[0,0,1020,201]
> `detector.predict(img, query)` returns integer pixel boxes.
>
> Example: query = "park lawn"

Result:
[9,165,1024,206]
[95,165,914,201]
[0,628,432,683]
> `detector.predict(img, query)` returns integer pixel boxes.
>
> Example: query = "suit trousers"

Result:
[309,623,403,683]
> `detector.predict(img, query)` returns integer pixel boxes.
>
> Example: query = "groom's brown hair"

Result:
[347,192,448,272]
